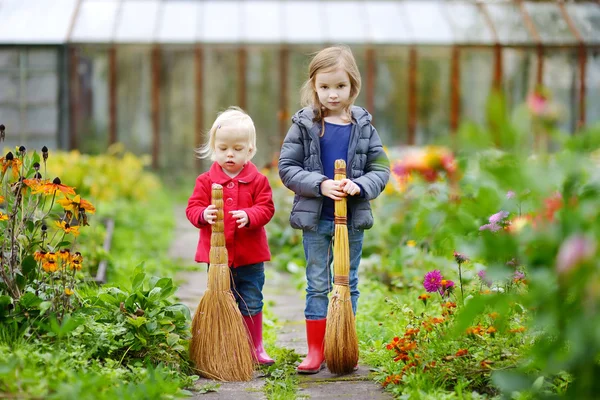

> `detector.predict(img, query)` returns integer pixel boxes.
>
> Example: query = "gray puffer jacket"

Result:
[278,106,390,231]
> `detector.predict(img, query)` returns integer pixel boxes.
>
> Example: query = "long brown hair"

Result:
[300,45,362,125]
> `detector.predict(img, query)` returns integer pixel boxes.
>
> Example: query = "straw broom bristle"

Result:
[189,184,254,381]
[324,160,359,375]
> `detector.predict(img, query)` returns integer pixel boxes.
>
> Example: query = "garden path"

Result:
[170,205,392,399]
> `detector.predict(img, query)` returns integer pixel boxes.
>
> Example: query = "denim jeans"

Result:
[213,262,265,317]
[302,220,364,320]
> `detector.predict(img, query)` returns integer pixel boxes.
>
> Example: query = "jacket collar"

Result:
[208,161,258,184]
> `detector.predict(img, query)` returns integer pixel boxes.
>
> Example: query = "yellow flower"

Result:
[55,221,80,237]
[406,240,416,247]
[57,195,96,217]
[0,195,4,203]
[0,212,8,221]
[64,288,74,296]
[69,252,83,271]
[43,260,58,273]
[34,251,48,262]
[58,249,71,260]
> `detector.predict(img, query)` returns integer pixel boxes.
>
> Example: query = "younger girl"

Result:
[186,107,275,365]
[278,46,390,374]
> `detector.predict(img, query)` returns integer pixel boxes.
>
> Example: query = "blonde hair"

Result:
[300,45,362,123]
[196,106,257,161]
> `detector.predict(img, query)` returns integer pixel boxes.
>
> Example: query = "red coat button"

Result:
[227,182,235,189]
[226,198,233,206]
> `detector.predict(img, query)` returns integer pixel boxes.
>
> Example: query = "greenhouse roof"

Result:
[0,0,598,46]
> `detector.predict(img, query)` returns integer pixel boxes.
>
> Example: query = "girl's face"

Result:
[214,127,252,177]
[314,67,352,117]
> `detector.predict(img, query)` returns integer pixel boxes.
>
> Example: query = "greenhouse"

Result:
[0,0,599,171]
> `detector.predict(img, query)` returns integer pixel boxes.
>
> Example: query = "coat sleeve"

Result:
[186,175,211,228]
[278,123,327,198]
[241,175,275,228]
[353,125,390,201]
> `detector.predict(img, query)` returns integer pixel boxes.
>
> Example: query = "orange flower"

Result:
[1,152,22,178]
[42,254,58,273]
[69,252,83,271]
[404,328,420,338]
[455,348,468,357]
[34,251,48,262]
[58,249,71,260]
[32,177,76,196]
[466,325,484,336]
[64,288,74,296]
[0,212,8,221]
[57,195,96,217]
[509,326,526,334]
[486,326,497,336]
[480,360,493,369]
[55,221,80,237]
[488,312,499,319]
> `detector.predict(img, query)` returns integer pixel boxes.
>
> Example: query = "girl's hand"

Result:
[203,205,217,224]
[230,210,249,228]
[320,179,346,200]
[339,179,361,196]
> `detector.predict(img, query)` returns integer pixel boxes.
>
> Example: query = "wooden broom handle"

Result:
[333,159,347,225]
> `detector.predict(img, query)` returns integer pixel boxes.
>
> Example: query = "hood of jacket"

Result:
[291,106,372,129]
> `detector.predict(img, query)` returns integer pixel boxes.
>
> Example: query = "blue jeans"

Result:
[302,220,364,320]
[216,262,265,317]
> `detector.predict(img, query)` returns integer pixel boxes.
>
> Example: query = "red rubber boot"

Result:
[297,318,327,374]
[243,312,275,366]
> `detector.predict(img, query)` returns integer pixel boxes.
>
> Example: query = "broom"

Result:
[324,159,359,374]
[189,183,254,381]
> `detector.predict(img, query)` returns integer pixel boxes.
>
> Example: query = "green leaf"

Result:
[131,272,145,292]
[39,301,52,315]
[19,292,42,309]
[21,255,37,279]
[166,333,179,347]
[127,316,147,328]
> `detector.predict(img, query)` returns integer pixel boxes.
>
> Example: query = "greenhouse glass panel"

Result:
[159,48,196,171]
[0,0,77,44]
[202,2,242,43]
[287,46,321,113]
[117,46,152,156]
[0,48,59,147]
[157,2,198,43]
[77,47,110,154]
[246,47,280,168]
[71,0,120,43]
[460,49,494,126]
[543,51,577,134]
[564,3,600,45]
[283,2,324,43]
[0,50,19,68]
[0,73,19,102]
[445,2,494,44]
[402,1,454,45]
[524,2,575,45]
[503,49,536,116]
[374,47,409,147]
[416,47,451,144]
[26,73,58,104]
[323,2,366,43]
[365,2,411,44]
[485,3,532,45]
[587,51,600,127]
[244,2,283,43]
[203,46,239,126]
[115,1,161,43]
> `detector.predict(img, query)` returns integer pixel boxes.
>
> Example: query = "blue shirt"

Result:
[319,121,352,221]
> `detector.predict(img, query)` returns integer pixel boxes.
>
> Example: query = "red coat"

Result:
[186,161,275,267]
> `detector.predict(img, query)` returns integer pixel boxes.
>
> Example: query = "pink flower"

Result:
[423,270,443,293]
[478,270,492,287]
[506,191,515,199]
[489,211,509,225]
[480,223,502,232]
[556,235,596,275]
